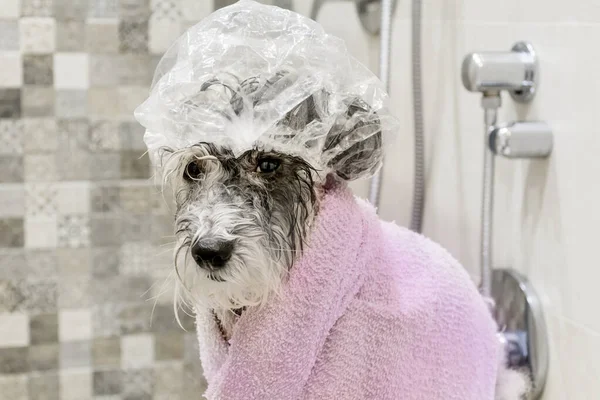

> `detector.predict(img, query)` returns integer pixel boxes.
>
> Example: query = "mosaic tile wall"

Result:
[0,0,262,398]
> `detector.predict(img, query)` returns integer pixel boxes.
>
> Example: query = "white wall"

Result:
[311,0,600,398]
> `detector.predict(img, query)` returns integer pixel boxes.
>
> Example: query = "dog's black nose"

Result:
[191,240,234,269]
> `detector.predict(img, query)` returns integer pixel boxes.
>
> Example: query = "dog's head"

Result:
[156,70,383,311]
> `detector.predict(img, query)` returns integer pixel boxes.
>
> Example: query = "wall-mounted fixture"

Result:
[462,42,549,399]
[310,0,399,35]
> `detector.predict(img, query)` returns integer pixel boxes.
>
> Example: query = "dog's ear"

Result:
[322,98,382,181]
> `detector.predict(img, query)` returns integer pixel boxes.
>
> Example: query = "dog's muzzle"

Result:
[191,240,235,270]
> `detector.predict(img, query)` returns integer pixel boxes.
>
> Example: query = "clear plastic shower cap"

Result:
[134,0,399,181]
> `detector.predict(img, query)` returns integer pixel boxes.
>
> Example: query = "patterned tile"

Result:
[91,185,120,213]
[24,154,58,182]
[21,85,54,117]
[119,0,150,21]
[0,313,30,348]
[53,0,88,20]
[0,20,20,51]
[53,53,90,89]
[21,0,53,17]
[0,120,24,155]
[0,156,24,183]
[55,90,87,118]
[154,332,183,361]
[59,368,93,400]
[0,374,28,400]
[121,215,151,242]
[85,19,119,53]
[23,55,53,85]
[0,279,25,313]
[88,0,118,18]
[93,370,122,396]
[0,347,29,373]
[0,218,25,247]
[91,247,120,278]
[122,368,153,399]
[25,183,58,216]
[91,304,121,338]
[18,279,57,313]
[57,214,91,248]
[57,275,91,308]
[92,337,120,368]
[150,0,181,20]
[22,118,58,153]
[119,242,151,275]
[118,20,148,53]
[88,87,120,117]
[59,340,91,369]
[25,249,59,278]
[56,118,89,151]
[0,185,25,218]
[56,20,86,51]
[0,53,23,87]
[0,89,22,118]
[28,371,59,400]
[19,17,56,54]
[89,120,120,151]
[30,313,58,345]
[120,151,149,179]
[28,344,59,372]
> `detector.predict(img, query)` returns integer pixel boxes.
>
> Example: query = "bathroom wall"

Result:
[0,1,216,398]
[314,1,599,399]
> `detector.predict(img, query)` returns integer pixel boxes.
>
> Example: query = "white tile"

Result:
[59,309,92,342]
[0,0,20,18]
[59,368,92,400]
[0,184,25,218]
[0,313,29,348]
[53,53,90,89]
[559,319,600,397]
[20,17,55,54]
[180,0,213,21]
[24,216,57,248]
[148,17,183,54]
[121,334,154,369]
[55,182,90,214]
[0,52,22,88]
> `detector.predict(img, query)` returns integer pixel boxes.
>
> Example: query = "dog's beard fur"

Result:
[159,142,318,318]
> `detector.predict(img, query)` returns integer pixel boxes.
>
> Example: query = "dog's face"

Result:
[157,76,383,311]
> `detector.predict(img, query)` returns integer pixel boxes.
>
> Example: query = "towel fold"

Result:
[195,186,526,399]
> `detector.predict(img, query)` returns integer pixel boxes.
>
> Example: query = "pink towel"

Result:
[195,185,527,399]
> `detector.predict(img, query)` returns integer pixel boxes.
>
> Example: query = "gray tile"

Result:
[0,374,29,400]
[0,20,19,51]
[182,360,207,397]
[119,184,151,214]
[58,276,91,308]
[0,156,24,183]
[90,55,121,87]
[0,279,25,312]
[119,303,152,335]
[119,121,145,150]
[154,333,184,361]
[0,347,29,374]
[91,276,130,305]
[89,153,120,181]
[88,0,118,18]
[0,218,24,247]
[59,340,91,369]
[93,370,122,396]
[56,117,90,149]
[23,55,53,85]
[92,304,121,338]
[56,150,90,180]
[53,0,87,20]
[28,372,59,400]
[22,118,58,153]
[28,344,59,372]
[120,151,149,179]
[24,154,58,182]
[121,215,151,242]
[0,119,23,155]
[56,247,91,276]
[92,337,120,368]
[89,120,120,151]
[0,250,27,280]
[151,214,173,246]
[91,247,120,278]
[122,368,153,400]
[56,19,86,51]
[117,55,154,86]
[0,89,22,118]
[21,86,54,117]
[21,0,53,16]
[55,90,87,118]
[119,0,150,20]
[86,20,119,53]
[91,184,120,212]
[25,249,58,278]
[30,313,59,345]
[57,214,91,248]
[87,88,120,118]
[119,20,148,53]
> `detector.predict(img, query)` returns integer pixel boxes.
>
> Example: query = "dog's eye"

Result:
[256,158,280,173]
[184,161,203,181]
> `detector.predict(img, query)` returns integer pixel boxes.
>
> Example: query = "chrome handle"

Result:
[489,121,553,159]
[462,42,538,103]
